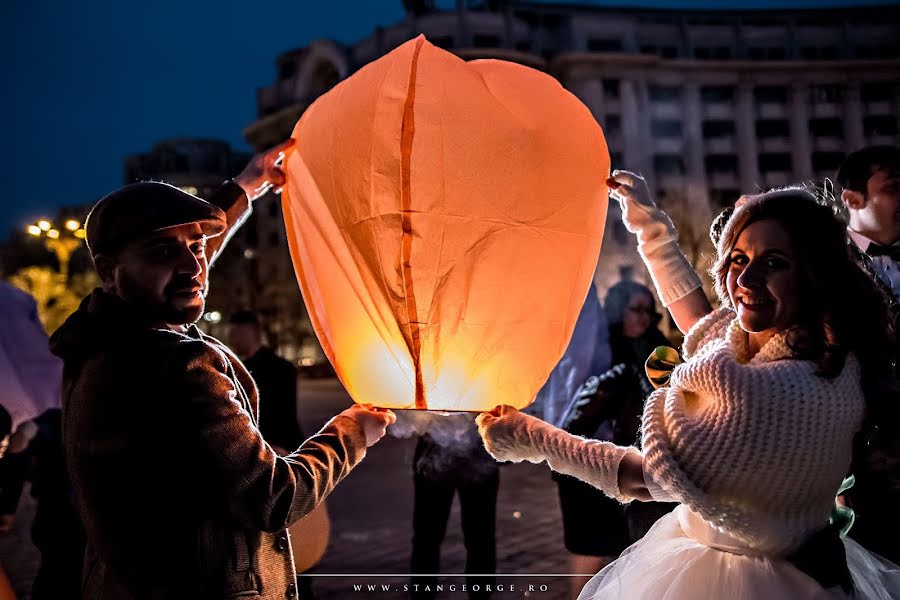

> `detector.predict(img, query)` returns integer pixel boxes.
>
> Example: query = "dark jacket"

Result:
[49,184,367,599]
[562,324,669,446]
[845,245,900,563]
[243,347,303,451]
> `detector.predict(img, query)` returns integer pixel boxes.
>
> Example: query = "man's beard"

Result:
[118,272,206,326]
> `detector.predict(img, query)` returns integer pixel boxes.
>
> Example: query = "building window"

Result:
[605,114,622,136]
[279,60,297,80]
[309,61,340,97]
[801,46,839,61]
[603,79,620,99]
[654,155,686,175]
[473,34,501,48]
[649,85,680,102]
[714,46,733,59]
[705,154,738,173]
[809,117,843,138]
[755,119,790,138]
[811,151,845,173]
[748,47,786,60]
[800,46,819,60]
[588,38,623,53]
[702,120,735,138]
[709,188,741,207]
[695,46,732,60]
[642,44,680,58]
[651,119,682,138]
[754,86,788,104]
[759,153,792,172]
[864,115,899,137]
[856,44,900,59]
[862,82,895,103]
[701,85,734,103]
[662,46,679,58]
[610,152,624,169]
[431,36,453,49]
[810,84,844,104]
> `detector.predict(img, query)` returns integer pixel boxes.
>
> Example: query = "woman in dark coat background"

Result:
[556,280,674,599]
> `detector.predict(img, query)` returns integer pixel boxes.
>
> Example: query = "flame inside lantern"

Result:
[282,35,609,411]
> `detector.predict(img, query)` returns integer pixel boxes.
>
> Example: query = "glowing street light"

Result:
[25,218,87,279]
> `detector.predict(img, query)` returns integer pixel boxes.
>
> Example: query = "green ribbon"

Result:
[831,475,856,537]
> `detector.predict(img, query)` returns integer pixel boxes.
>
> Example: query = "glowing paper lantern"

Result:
[282,36,608,411]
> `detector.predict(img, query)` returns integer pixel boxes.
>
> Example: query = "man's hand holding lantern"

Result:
[339,404,397,448]
[234,140,293,202]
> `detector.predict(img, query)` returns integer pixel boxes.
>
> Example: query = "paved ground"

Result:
[1,378,574,599]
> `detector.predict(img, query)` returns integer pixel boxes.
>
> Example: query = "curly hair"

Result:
[710,187,898,489]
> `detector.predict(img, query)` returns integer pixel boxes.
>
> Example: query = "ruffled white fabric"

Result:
[578,506,900,600]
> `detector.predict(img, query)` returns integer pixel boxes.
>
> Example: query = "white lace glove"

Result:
[608,170,702,306]
[476,406,639,503]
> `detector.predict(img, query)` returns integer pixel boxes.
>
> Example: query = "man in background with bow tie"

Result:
[839,145,900,296]
[837,144,900,564]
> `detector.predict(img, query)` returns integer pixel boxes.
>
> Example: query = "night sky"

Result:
[2,0,895,240]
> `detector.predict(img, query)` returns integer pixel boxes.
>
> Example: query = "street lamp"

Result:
[26,218,87,279]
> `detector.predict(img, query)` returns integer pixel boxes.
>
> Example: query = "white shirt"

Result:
[847,228,900,301]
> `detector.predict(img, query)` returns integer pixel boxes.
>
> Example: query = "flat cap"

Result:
[85,182,227,257]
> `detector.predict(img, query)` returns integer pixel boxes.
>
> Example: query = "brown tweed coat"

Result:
[49,183,367,599]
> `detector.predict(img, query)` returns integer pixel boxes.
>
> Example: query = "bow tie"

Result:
[867,243,900,261]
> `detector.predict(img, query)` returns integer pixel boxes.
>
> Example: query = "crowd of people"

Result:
[1,139,899,599]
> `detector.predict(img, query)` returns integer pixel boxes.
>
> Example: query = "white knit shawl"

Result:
[641,307,865,555]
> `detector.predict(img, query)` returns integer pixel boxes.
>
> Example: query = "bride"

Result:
[477,171,900,598]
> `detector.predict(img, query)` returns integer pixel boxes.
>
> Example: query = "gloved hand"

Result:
[608,169,677,254]
[607,170,702,306]
[477,405,640,502]
[476,405,548,464]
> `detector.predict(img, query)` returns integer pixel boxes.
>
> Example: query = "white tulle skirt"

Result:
[578,505,900,600]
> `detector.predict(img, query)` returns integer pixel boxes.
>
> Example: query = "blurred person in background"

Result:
[553,280,672,599]
[0,282,85,599]
[227,310,304,455]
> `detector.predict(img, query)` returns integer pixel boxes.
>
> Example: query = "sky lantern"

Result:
[281,35,609,412]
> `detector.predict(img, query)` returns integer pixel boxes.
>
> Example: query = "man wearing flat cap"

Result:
[50,142,395,599]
